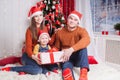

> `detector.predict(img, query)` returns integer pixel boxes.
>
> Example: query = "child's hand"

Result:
[32,54,41,65]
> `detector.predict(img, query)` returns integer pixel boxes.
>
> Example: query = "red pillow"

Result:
[0,56,98,66]
[0,56,21,66]
[88,56,98,64]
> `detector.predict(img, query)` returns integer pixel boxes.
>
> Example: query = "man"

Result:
[55,10,90,80]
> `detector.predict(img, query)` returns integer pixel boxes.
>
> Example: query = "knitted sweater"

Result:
[25,27,48,57]
[55,26,90,51]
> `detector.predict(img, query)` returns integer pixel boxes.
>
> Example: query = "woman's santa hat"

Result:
[68,10,82,25]
[28,6,43,19]
[38,31,51,42]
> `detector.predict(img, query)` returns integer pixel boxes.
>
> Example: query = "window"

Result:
[90,0,120,33]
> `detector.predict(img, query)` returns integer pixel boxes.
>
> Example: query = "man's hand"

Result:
[61,47,74,62]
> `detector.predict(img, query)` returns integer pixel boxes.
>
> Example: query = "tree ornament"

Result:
[48,0,50,4]
[44,0,47,4]
[46,6,48,10]
[56,20,60,25]
[53,1,56,4]
[61,16,65,20]
[52,5,55,9]
[61,24,64,27]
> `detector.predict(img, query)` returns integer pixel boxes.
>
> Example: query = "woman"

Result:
[1,6,58,75]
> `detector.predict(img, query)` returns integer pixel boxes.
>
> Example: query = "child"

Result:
[33,31,51,55]
[33,31,59,75]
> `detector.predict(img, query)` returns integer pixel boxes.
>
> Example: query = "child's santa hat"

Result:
[38,31,51,42]
[68,10,82,25]
[28,6,43,19]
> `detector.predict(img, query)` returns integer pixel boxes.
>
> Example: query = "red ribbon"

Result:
[49,52,54,64]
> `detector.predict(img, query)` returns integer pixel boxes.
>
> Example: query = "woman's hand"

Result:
[32,54,41,65]
[61,47,74,62]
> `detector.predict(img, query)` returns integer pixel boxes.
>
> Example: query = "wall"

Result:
[0,0,38,58]
[94,34,120,65]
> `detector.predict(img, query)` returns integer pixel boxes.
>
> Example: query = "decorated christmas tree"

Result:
[37,0,66,36]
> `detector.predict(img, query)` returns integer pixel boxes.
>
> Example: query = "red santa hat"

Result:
[68,10,82,25]
[38,31,51,42]
[28,6,43,19]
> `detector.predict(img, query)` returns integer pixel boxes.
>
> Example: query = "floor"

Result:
[0,62,120,80]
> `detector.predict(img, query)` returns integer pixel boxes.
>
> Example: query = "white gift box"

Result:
[38,51,63,64]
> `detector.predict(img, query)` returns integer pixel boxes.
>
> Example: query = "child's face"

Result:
[39,34,49,45]
[67,15,79,28]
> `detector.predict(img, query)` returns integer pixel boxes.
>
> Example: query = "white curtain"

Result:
[75,0,99,61]
[0,0,38,58]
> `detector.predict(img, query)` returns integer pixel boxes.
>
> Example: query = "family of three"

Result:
[1,5,90,80]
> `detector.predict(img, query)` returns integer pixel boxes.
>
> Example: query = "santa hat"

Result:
[28,6,43,19]
[38,31,51,42]
[68,10,82,25]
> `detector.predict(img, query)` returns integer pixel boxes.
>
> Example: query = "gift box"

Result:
[38,51,63,64]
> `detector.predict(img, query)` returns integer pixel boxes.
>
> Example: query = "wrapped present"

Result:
[38,51,63,64]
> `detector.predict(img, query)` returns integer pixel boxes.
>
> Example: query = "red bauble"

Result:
[56,20,61,25]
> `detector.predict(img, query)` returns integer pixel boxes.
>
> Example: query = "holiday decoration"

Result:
[36,0,66,36]
[102,31,109,35]
[38,51,63,64]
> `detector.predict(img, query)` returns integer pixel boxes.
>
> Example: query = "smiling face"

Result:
[33,13,44,24]
[67,15,79,30]
[39,34,49,46]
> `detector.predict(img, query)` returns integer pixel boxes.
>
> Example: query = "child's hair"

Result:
[38,31,51,42]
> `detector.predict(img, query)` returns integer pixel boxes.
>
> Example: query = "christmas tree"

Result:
[36,0,66,36]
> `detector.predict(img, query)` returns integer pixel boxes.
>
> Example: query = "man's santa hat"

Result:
[68,10,82,25]
[38,31,51,42]
[28,6,43,19]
